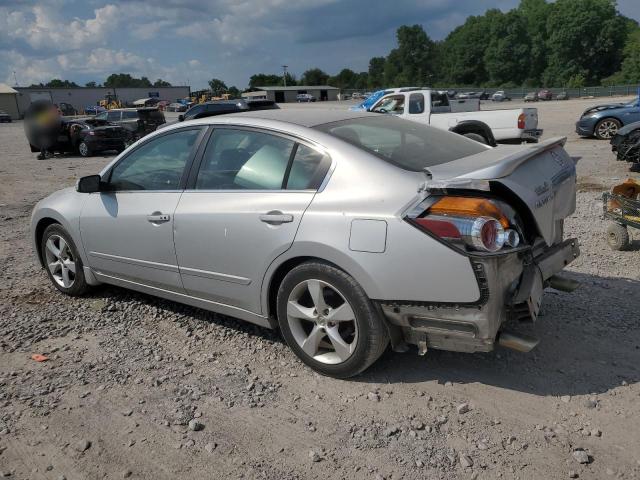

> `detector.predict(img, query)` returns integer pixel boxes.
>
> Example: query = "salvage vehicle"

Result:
[603,179,640,250]
[524,92,539,102]
[556,91,570,101]
[370,89,542,144]
[349,87,420,112]
[575,99,640,140]
[175,99,278,124]
[610,120,640,169]
[27,116,127,157]
[31,110,579,378]
[0,110,11,123]
[95,108,166,143]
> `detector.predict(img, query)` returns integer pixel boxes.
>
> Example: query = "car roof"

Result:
[223,108,373,128]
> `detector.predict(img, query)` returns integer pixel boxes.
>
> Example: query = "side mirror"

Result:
[76,174,102,193]
[178,114,184,122]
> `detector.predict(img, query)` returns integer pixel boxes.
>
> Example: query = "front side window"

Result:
[372,95,405,114]
[95,112,108,121]
[122,111,138,119]
[196,129,295,190]
[315,116,486,171]
[107,111,121,122]
[108,128,202,191]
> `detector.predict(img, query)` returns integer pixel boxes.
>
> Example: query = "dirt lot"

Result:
[1,98,639,480]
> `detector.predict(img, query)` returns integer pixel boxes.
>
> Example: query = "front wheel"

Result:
[41,224,90,295]
[277,262,388,378]
[595,118,621,140]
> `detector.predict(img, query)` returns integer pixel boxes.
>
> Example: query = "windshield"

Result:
[315,115,487,171]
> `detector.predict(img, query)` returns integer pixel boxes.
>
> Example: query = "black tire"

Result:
[594,118,621,140]
[463,132,488,144]
[277,261,388,378]
[606,222,630,251]
[78,141,92,157]
[40,224,90,296]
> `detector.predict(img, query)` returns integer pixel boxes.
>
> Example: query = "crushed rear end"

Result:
[382,137,580,354]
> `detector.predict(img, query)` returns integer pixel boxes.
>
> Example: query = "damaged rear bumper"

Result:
[379,238,580,354]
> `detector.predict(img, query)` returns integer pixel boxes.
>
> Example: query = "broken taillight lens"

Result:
[409,196,521,253]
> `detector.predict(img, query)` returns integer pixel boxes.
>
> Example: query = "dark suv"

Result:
[95,108,165,143]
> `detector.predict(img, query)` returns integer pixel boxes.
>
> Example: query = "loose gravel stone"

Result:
[572,450,590,464]
[75,439,91,452]
[456,403,470,414]
[188,419,204,432]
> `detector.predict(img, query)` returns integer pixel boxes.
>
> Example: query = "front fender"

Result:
[450,120,497,147]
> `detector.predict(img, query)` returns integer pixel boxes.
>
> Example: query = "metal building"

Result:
[0,84,20,119]
[242,86,339,103]
[14,86,191,117]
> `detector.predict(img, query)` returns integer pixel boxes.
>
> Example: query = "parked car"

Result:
[370,89,542,144]
[556,91,570,101]
[351,92,363,99]
[524,92,539,102]
[31,110,579,378]
[491,91,511,102]
[296,93,316,102]
[575,99,640,140]
[95,108,166,143]
[538,89,553,101]
[0,110,11,123]
[174,99,277,125]
[84,106,106,116]
[27,117,127,157]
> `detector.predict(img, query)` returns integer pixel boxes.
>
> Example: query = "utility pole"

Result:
[13,71,18,87]
[282,65,288,87]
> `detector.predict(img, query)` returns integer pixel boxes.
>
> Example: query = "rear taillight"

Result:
[517,113,526,129]
[408,196,521,253]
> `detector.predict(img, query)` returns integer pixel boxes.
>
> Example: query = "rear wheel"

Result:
[595,118,621,140]
[463,132,487,144]
[277,262,388,378]
[606,222,630,251]
[78,141,92,157]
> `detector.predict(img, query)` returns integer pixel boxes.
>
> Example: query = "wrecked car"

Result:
[610,120,640,169]
[31,110,579,378]
[575,99,640,140]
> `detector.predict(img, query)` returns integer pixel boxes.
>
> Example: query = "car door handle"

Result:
[147,213,170,224]
[259,211,294,225]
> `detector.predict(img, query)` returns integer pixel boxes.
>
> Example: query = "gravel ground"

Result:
[1,99,639,480]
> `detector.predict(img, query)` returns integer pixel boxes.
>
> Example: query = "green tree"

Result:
[227,86,241,98]
[45,79,79,88]
[383,25,436,86]
[153,79,172,87]
[544,0,627,86]
[484,10,531,85]
[330,68,356,89]
[300,68,330,85]
[85,81,98,87]
[104,73,152,88]
[368,57,385,88]
[604,27,640,83]
[518,0,551,84]
[208,78,228,96]
[441,14,494,85]
[248,73,283,89]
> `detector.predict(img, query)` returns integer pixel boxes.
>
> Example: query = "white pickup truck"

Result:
[370,89,542,145]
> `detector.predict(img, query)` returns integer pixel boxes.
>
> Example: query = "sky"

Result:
[1,0,639,90]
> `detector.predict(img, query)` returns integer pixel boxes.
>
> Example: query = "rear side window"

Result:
[107,111,121,121]
[315,116,486,171]
[195,129,295,190]
[286,144,331,190]
[409,93,425,114]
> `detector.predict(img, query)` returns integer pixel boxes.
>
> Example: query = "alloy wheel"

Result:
[44,234,76,288]
[79,142,89,156]
[597,120,619,139]
[286,279,358,364]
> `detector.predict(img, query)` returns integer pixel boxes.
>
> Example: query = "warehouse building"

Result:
[14,86,191,117]
[242,85,339,103]
[0,84,20,119]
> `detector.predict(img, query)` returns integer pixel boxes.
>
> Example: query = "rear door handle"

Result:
[259,211,294,225]
[147,213,170,224]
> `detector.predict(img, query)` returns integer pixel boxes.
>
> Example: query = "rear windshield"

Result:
[314,115,486,171]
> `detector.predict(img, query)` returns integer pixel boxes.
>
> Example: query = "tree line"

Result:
[29,74,173,89]
[247,0,640,90]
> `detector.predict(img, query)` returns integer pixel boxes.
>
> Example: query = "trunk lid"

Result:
[423,137,576,245]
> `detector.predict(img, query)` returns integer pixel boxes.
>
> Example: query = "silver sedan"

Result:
[31,110,580,378]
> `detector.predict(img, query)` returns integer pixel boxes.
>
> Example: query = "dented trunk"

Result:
[423,137,577,245]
